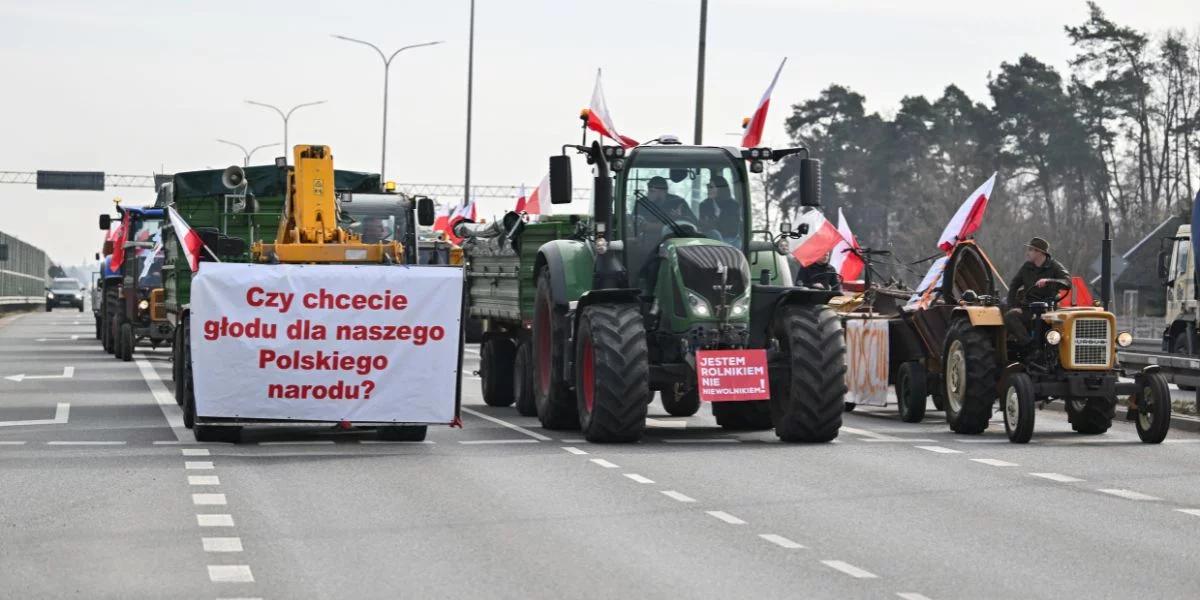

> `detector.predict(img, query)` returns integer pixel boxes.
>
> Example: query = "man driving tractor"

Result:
[1004,237,1071,346]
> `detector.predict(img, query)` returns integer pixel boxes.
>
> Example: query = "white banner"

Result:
[845,319,889,407]
[190,263,463,424]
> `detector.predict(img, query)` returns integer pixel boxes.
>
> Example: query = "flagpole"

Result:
[693,0,708,145]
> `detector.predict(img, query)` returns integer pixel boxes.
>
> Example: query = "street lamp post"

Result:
[244,100,327,165]
[332,34,443,184]
[215,139,281,167]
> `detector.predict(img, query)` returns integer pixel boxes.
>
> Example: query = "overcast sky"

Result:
[1,0,1196,266]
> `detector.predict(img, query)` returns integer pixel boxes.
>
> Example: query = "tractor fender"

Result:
[747,285,838,349]
[998,362,1026,393]
[952,305,1004,327]
[534,239,594,309]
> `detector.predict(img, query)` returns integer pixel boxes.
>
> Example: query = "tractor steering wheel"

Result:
[806,271,843,290]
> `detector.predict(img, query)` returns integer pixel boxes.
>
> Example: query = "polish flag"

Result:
[167,206,205,272]
[524,174,548,216]
[791,209,843,267]
[937,173,997,252]
[515,184,527,213]
[107,220,127,271]
[444,199,476,245]
[741,58,787,149]
[585,70,638,149]
[829,208,864,281]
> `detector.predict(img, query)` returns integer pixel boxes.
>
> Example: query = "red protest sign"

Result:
[696,350,770,402]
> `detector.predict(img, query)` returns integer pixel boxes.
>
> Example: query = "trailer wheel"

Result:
[532,270,578,430]
[768,304,845,443]
[896,361,928,423]
[378,425,428,442]
[119,322,134,362]
[574,304,649,443]
[480,335,516,407]
[942,320,997,435]
[181,315,196,430]
[1002,373,1036,443]
[713,401,773,430]
[1065,398,1113,434]
[662,383,701,417]
[195,425,241,443]
[513,339,538,417]
[1135,372,1171,443]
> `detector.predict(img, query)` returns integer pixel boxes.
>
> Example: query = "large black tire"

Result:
[194,425,241,443]
[172,323,185,405]
[661,383,701,417]
[181,315,196,430]
[1172,336,1196,391]
[45,305,51,312]
[513,339,538,417]
[713,401,773,430]
[1002,372,1036,443]
[118,322,134,362]
[896,361,928,423]
[102,285,118,355]
[94,316,102,340]
[574,304,649,443]
[532,270,578,429]
[1134,372,1171,444]
[480,335,516,407]
[1065,398,1113,434]
[942,320,998,434]
[378,425,428,441]
[768,304,846,443]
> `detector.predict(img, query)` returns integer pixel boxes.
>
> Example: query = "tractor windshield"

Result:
[619,147,746,288]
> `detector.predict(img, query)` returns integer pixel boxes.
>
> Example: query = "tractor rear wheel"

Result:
[1065,398,1113,434]
[713,401,773,430]
[574,304,649,443]
[532,270,578,430]
[662,383,701,417]
[896,361,928,423]
[942,320,998,435]
[181,315,196,430]
[480,335,516,407]
[512,339,538,417]
[1135,372,1171,444]
[1002,373,1036,443]
[768,304,846,443]
[102,286,118,354]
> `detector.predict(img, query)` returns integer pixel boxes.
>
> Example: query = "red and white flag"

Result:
[741,57,787,149]
[829,208,864,281]
[524,174,548,216]
[791,209,843,267]
[443,199,476,245]
[514,184,527,213]
[167,206,205,273]
[585,70,638,149]
[937,173,996,252]
[107,220,128,271]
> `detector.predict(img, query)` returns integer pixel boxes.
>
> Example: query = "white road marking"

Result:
[207,565,254,583]
[47,441,125,446]
[153,441,191,445]
[458,439,539,445]
[915,445,962,454]
[863,438,937,443]
[1175,509,1200,517]
[590,458,619,468]
[34,336,80,342]
[759,534,804,549]
[1163,439,1200,444]
[970,458,1018,467]
[258,440,335,446]
[202,537,243,552]
[193,493,228,506]
[706,510,746,525]
[0,441,27,445]
[461,406,551,441]
[660,490,697,503]
[562,446,588,455]
[1030,472,1084,483]
[1098,488,1160,501]
[4,366,75,382]
[185,461,215,470]
[821,560,878,579]
[645,418,688,429]
[955,439,1018,444]
[897,593,935,600]
[623,473,654,484]
[662,438,740,444]
[189,476,220,486]
[841,426,902,441]
[359,440,435,445]
[0,402,70,427]
[182,448,210,456]
[560,438,586,443]
[197,514,235,527]
[133,354,189,441]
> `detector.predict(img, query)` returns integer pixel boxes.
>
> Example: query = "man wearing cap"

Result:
[643,176,694,222]
[1004,237,1071,344]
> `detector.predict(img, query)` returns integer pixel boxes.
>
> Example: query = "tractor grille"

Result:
[674,245,749,309]
[1072,318,1110,367]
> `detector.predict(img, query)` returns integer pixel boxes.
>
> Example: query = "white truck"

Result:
[1159,223,1196,357]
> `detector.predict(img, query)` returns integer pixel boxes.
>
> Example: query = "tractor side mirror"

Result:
[549,155,573,205]
[1157,249,1172,286]
[798,158,822,207]
[99,214,111,230]
[94,252,100,261]
[416,196,435,227]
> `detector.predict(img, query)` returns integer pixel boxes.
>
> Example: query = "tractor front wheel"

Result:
[1134,373,1171,444]
[118,322,134,362]
[662,383,701,417]
[1066,398,1113,434]
[532,270,578,430]
[1002,373,1036,443]
[942,320,998,435]
[480,335,516,407]
[896,361,928,423]
[768,304,846,443]
[512,339,538,417]
[574,304,649,443]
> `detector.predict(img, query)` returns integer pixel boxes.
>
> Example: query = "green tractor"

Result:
[532,137,846,443]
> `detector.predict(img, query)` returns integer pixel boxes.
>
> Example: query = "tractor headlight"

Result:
[731,294,750,317]
[685,290,712,317]
[46,292,55,300]
[1117,331,1133,347]
[1045,330,1061,345]
[138,299,150,311]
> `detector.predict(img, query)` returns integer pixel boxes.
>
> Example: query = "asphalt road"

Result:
[3,308,1200,599]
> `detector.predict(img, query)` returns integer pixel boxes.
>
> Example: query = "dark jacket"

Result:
[1006,257,1070,306]
[698,196,740,240]
[795,260,842,292]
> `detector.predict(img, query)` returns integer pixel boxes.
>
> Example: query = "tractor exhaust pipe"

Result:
[1101,221,1112,312]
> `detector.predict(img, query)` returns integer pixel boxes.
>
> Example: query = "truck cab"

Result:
[1160,224,1194,354]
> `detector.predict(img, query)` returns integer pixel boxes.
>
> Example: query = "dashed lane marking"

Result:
[0,441,26,445]
[821,560,878,579]
[458,439,539,445]
[841,426,903,441]
[133,354,189,441]
[1097,488,1160,501]
[1030,472,1084,483]
[186,461,215,470]
[645,418,688,429]
[207,565,254,583]
[759,534,804,549]
[970,458,1018,467]
[915,445,963,454]
[590,458,619,468]
[182,448,210,456]
[258,440,334,446]
[623,473,654,484]
[662,438,739,444]
[660,490,697,503]
[460,406,551,441]
[202,537,243,553]
[863,438,937,443]
[897,593,935,600]
[193,493,228,506]
[1176,509,1200,517]
[189,476,220,486]
[46,441,124,446]
[562,446,588,455]
[197,514,235,527]
[358,440,435,445]
[706,511,746,525]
